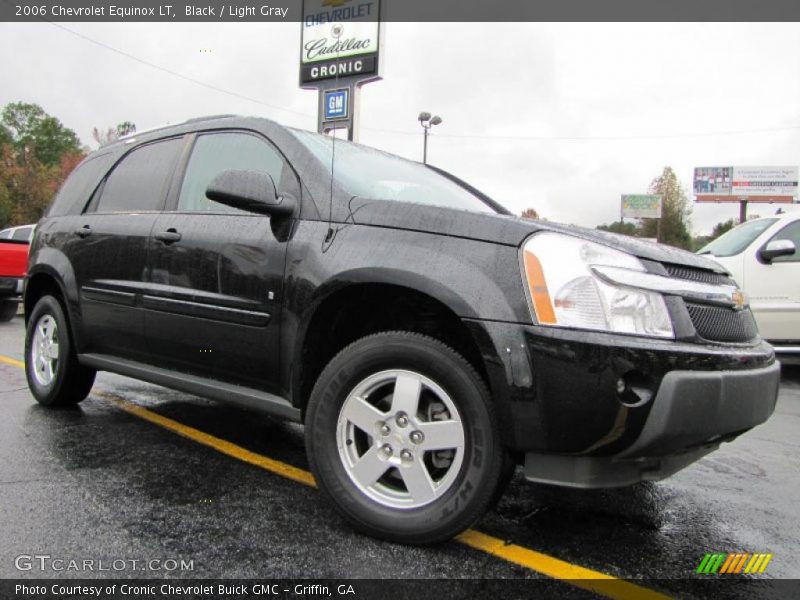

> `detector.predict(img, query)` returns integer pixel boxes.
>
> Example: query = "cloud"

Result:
[1,21,798,234]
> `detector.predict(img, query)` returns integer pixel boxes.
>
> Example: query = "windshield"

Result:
[698,218,778,257]
[290,129,498,214]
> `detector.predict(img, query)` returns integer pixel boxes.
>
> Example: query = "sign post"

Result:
[300,0,383,141]
[693,166,799,223]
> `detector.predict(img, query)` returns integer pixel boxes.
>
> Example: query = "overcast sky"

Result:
[1,22,799,234]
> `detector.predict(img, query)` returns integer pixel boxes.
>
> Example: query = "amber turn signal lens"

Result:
[523,250,556,324]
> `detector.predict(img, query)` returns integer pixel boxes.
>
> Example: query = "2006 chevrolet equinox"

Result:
[24,115,780,544]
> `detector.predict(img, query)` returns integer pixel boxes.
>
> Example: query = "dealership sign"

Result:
[621,194,662,219]
[324,88,349,119]
[300,0,381,85]
[694,166,798,203]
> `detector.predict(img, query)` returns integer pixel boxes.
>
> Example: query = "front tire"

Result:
[305,331,503,544]
[25,295,95,407]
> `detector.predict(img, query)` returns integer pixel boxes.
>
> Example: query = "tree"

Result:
[0,102,86,227]
[0,181,12,229]
[1,102,80,166]
[640,166,692,249]
[520,207,540,220]
[92,121,136,147]
[597,221,640,236]
[710,218,736,240]
[0,125,12,147]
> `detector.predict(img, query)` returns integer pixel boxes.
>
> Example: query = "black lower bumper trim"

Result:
[522,361,780,487]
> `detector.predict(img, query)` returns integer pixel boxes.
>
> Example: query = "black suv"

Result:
[24,115,780,543]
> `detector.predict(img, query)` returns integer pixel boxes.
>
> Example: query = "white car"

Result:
[699,211,800,361]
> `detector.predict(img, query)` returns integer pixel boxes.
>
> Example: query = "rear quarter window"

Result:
[47,151,118,217]
[11,226,33,241]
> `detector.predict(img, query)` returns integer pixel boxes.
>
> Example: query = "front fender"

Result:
[280,220,531,402]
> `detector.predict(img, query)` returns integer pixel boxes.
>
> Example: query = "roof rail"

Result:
[117,114,239,142]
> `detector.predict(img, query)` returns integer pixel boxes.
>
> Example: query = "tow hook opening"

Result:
[616,371,655,407]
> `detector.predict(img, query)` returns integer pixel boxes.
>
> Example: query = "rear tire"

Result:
[305,331,503,544]
[25,295,95,407]
[0,300,17,322]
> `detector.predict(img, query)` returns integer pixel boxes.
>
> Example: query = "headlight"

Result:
[521,232,674,338]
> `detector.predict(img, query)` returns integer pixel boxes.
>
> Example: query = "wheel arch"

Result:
[290,274,490,413]
[25,250,84,351]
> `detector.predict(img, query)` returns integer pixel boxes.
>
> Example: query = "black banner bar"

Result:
[3,579,800,600]
[3,0,800,22]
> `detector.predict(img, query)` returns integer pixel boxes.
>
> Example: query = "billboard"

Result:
[694,166,798,203]
[300,0,381,85]
[621,194,662,219]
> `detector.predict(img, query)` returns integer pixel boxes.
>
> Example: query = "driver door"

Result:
[143,131,298,392]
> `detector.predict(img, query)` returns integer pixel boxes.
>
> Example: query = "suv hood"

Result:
[348,199,726,274]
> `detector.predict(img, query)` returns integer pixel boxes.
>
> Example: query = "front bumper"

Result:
[464,320,780,487]
[523,362,779,487]
[0,276,23,299]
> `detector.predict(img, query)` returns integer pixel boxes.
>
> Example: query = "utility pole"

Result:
[418,112,442,164]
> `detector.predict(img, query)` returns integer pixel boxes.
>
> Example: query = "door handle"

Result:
[74,225,92,238]
[154,229,182,244]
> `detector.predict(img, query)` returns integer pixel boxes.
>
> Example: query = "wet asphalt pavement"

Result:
[1,314,799,598]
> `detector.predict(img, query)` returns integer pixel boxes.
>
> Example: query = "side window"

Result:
[177,132,285,213]
[769,220,800,263]
[93,138,183,213]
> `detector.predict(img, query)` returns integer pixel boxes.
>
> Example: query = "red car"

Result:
[0,224,34,321]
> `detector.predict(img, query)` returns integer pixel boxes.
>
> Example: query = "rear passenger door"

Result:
[144,131,298,392]
[68,137,184,361]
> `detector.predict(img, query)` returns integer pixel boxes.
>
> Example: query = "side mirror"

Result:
[759,239,796,263]
[206,170,295,217]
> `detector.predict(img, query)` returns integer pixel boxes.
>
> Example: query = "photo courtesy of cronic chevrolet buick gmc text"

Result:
[23,116,780,544]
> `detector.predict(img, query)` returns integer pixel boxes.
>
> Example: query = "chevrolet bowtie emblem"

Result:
[732,289,746,310]
[322,0,352,7]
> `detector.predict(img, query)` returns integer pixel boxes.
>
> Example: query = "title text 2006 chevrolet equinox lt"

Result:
[24,116,780,543]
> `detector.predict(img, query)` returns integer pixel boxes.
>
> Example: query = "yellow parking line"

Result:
[94,390,316,488]
[1,354,669,600]
[0,355,24,369]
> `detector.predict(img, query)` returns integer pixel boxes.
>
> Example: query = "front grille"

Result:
[664,264,735,287]
[685,302,758,343]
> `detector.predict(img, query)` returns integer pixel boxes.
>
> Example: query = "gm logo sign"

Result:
[324,88,349,120]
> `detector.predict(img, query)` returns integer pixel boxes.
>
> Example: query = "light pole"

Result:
[418,112,442,164]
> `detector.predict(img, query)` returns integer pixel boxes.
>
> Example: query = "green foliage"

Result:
[0,125,12,147]
[0,183,12,229]
[710,218,736,239]
[691,218,738,251]
[640,166,693,249]
[597,221,640,236]
[116,121,136,137]
[1,102,81,167]
[0,101,87,227]
[93,121,137,147]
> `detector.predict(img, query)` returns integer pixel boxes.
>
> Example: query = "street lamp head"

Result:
[418,111,432,123]
[430,116,442,126]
